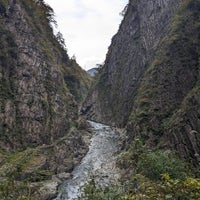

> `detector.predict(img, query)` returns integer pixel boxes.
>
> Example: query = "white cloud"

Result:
[44,0,128,70]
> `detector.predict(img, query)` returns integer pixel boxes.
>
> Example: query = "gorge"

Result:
[0,0,200,199]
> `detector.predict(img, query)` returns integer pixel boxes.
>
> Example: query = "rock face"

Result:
[0,0,91,150]
[0,1,91,198]
[128,0,200,167]
[82,0,184,126]
[83,0,200,167]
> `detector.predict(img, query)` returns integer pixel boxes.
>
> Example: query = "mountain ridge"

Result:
[87,67,98,77]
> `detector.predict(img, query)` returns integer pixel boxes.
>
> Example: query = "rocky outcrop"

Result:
[83,0,200,167]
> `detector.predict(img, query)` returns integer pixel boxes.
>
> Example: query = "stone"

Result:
[57,172,71,181]
[37,181,59,200]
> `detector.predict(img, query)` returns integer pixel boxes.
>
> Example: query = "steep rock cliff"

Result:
[0,1,91,198]
[129,0,200,167]
[83,0,200,167]
[0,0,91,150]
[82,0,184,126]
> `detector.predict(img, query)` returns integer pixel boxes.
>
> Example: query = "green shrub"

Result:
[78,179,124,200]
[137,150,188,180]
[123,174,200,200]
[0,178,36,200]
[78,174,200,200]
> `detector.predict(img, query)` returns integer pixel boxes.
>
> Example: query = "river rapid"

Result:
[55,121,121,200]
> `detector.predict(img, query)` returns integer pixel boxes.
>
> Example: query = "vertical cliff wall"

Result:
[129,0,200,167]
[82,0,184,126]
[0,0,91,150]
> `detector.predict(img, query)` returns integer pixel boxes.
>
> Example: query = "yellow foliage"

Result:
[128,174,200,200]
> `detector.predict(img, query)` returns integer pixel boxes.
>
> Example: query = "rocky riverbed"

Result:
[55,121,124,200]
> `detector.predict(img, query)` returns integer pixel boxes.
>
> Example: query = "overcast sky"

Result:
[44,0,128,70]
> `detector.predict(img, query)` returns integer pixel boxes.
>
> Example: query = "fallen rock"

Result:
[57,172,71,181]
[36,181,59,200]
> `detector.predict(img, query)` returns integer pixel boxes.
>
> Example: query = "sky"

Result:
[44,0,128,70]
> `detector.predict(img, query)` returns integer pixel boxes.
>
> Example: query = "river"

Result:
[55,121,121,200]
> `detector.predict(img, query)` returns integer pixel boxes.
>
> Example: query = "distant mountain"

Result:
[87,67,98,77]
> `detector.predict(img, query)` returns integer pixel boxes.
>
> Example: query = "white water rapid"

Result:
[55,121,121,200]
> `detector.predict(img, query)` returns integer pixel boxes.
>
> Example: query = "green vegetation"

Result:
[79,181,125,200]
[0,149,40,179]
[79,175,200,200]
[0,179,36,200]
[0,149,39,200]
[0,29,18,66]
[122,174,200,200]
[63,58,92,103]
[117,138,189,181]
[137,150,188,181]
[0,25,18,107]
[79,138,200,199]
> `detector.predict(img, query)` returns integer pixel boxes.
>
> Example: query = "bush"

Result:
[137,150,188,180]
[124,174,200,200]
[78,174,200,200]
[0,178,36,200]
[78,179,124,200]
